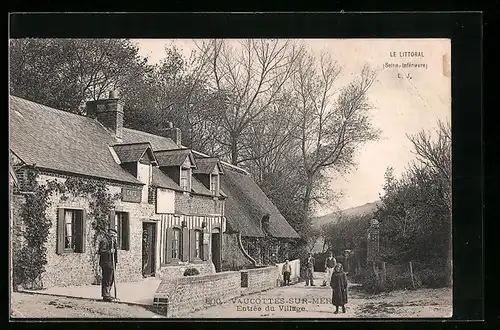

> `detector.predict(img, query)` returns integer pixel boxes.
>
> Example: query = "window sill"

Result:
[62,250,84,254]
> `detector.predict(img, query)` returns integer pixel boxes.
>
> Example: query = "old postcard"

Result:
[9,38,452,319]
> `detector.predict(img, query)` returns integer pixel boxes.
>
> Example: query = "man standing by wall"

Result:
[98,228,118,302]
[322,252,337,286]
[305,253,315,286]
[282,260,292,286]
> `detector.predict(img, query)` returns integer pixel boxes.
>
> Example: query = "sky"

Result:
[132,39,451,215]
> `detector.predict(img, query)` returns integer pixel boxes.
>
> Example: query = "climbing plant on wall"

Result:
[12,167,120,289]
[13,167,64,289]
[57,177,121,284]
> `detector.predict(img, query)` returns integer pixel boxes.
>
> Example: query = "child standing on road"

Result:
[330,263,348,314]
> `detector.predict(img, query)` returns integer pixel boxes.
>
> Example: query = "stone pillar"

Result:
[366,219,380,263]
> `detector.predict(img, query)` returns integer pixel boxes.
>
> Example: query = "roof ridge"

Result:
[112,141,152,147]
[10,95,87,119]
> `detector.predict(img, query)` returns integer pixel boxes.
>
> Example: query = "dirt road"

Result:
[190,282,452,318]
[10,274,452,319]
[10,292,162,318]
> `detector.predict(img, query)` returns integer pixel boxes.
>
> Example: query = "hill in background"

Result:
[310,200,382,253]
[312,200,382,229]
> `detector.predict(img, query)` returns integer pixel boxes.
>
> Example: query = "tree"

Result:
[407,120,451,213]
[10,39,148,114]
[376,121,452,266]
[197,39,304,165]
[290,52,380,224]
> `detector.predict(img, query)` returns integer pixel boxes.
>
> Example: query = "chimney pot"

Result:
[166,121,173,129]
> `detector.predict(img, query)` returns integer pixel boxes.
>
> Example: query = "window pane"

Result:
[172,229,181,259]
[64,210,73,249]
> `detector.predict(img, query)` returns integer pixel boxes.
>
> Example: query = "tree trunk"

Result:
[302,175,314,224]
[230,132,238,165]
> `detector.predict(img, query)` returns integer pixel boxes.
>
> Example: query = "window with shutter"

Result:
[202,232,209,261]
[194,230,202,259]
[57,208,85,254]
[171,228,181,260]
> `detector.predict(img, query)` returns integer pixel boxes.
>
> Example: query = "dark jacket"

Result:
[98,235,118,268]
[330,271,348,306]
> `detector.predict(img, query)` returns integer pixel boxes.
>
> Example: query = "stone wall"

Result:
[157,261,215,280]
[24,173,156,288]
[175,192,223,216]
[241,266,280,295]
[154,271,241,317]
[221,233,254,271]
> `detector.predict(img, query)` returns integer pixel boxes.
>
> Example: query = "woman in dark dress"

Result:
[330,263,348,314]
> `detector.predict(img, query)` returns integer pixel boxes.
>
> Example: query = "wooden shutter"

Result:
[81,209,87,253]
[182,227,189,262]
[123,214,130,251]
[165,228,173,263]
[181,227,189,261]
[109,210,116,230]
[189,229,195,261]
[56,208,65,255]
[202,231,209,261]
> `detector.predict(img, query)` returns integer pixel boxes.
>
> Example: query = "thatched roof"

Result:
[220,164,300,239]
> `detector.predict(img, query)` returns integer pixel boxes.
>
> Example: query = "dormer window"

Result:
[210,174,219,196]
[192,157,223,196]
[154,148,197,192]
[180,167,191,191]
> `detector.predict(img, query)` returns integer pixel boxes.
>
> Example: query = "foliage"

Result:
[59,177,120,284]
[9,39,382,255]
[183,268,200,276]
[13,167,64,289]
[12,168,119,289]
[321,213,372,257]
[365,121,452,290]
[9,39,147,114]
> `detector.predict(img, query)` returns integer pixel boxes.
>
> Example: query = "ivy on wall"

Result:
[12,167,120,289]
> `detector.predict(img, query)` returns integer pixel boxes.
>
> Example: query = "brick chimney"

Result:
[86,91,124,142]
[159,121,182,146]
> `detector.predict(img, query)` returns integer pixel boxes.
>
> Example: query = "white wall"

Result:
[156,188,175,214]
[276,259,301,283]
[137,162,150,203]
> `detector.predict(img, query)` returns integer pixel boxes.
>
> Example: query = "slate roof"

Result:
[122,128,178,151]
[193,157,223,175]
[9,96,142,185]
[152,166,213,197]
[112,142,158,165]
[220,164,300,239]
[155,149,196,168]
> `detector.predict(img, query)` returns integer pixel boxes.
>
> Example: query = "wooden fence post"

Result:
[409,261,416,289]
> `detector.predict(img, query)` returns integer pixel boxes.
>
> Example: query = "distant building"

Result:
[9,93,299,288]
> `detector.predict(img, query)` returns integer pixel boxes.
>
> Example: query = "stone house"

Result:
[9,92,299,288]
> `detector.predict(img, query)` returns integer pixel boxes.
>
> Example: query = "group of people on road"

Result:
[281,252,349,314]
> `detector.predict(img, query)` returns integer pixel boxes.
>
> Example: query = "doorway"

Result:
[211,228,221,272]
[142,222,156,277]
